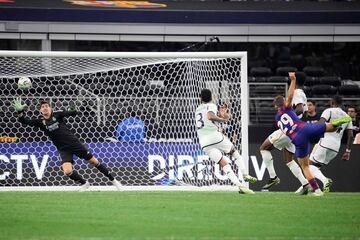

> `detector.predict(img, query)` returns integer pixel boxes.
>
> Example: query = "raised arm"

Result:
[57,106,78,118]
[18,112,42,127]
[13,97,42,127]
[285,72,296,108]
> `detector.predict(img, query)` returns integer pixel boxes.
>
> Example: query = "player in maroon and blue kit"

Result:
[274,72,352,196]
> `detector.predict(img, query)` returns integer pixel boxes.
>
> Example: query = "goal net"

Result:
[0,51,248,190]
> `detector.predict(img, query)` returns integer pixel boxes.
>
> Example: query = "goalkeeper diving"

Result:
[13,98,122,191]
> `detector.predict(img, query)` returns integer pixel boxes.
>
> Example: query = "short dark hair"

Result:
[347,105,357,113]
[307,99,316,106]
[332,95,343,106]
[274,95,285,107]
[295,71,306,87]
[39,100,50,109]
[201,89,212,103]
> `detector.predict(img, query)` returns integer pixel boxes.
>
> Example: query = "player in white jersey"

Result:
[260,72,309,193]
[196,89,257,194]
[309,96,354,192]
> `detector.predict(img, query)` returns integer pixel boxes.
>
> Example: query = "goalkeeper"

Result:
[13,98,122,191]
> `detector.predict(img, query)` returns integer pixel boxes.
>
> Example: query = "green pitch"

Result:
[1,192,359,240]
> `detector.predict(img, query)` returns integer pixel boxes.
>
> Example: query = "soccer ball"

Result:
[18,77,32,90]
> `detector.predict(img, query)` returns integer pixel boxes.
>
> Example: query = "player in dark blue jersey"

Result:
[13,98,122,191]
[274,72,351,196]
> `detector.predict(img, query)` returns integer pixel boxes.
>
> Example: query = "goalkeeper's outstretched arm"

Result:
[18,113,42,127]
[13,97,42,127]
[57,106,78,118]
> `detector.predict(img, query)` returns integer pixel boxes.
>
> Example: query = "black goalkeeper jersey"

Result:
[19,110,84,151]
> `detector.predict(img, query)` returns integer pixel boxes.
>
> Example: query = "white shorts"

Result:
[201,135,234,163]
[268,129,296,154]
[309,143,338,166]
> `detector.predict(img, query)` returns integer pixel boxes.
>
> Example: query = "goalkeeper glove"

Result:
[67,105,77,112]
[13,97,27,113]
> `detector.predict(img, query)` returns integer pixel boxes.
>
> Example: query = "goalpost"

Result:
[0,51,248,191]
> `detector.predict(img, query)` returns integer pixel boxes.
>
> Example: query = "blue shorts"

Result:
[292,123,326,158]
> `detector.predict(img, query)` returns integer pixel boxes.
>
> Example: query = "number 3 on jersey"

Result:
[277,113,297,135]
[196,113,204,129]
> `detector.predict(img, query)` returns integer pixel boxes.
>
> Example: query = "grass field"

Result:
[0,192,359,240]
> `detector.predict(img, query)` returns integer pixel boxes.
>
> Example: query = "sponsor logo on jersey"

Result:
[47,122,60,131]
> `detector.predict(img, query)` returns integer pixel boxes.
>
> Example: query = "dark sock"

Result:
[309,178,320,191]
[96,162,114,181]
[67,171,86,185]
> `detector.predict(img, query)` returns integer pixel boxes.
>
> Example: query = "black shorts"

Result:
[59,144,93,164]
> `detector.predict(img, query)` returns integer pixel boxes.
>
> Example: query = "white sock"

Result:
[286,160,308,186]
[310,165,327,185]
[223,164,242,187]
[232,150,247,176]
[315,188,322,193]
[260,150,277,178]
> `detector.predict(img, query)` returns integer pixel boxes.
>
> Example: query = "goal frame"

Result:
[0,50,248,191]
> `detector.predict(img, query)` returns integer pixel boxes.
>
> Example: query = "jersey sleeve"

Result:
[346,121,354,130]
[302,92,308,112]
[292,90,306,108]
[18,115,43,127]
[207,104,218,115]
[320,109,331,122]
[55,110,78,119]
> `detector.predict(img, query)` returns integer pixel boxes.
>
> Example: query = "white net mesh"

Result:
[0,51,247,188]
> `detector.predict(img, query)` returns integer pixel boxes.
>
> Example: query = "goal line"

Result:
[0,186,239,192]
